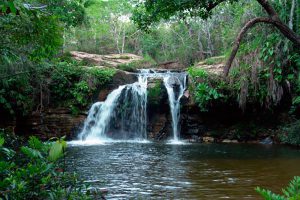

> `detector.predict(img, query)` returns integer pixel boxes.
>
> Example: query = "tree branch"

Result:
[224,16,300,76]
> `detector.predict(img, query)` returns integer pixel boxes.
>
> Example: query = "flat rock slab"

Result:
[195,56,226,75]
[70,51,143,67]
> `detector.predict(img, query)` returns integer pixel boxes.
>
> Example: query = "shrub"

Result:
[194,83,223,111]
[188,67,208,79]
[0,135,93,200]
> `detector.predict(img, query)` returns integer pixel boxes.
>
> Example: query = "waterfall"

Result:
[78,85,126,141]
[78,70,186,142]
[163,73,187,142]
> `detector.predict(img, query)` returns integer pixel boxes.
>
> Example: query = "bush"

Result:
[188,66,226,111]
[0,58,116,117]
[194,83,223,111]
[0,134,93,200]
[256,176,300,200]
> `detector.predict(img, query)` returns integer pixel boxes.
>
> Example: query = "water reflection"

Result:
[66,143,300,199]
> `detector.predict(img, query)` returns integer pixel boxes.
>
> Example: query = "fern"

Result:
[256,177,300,200]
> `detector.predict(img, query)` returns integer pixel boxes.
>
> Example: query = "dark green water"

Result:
[66,142,300,199]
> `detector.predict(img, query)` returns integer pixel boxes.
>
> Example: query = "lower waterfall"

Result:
[78,70,187,142]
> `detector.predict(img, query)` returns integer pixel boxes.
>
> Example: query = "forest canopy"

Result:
[132,0,300,75]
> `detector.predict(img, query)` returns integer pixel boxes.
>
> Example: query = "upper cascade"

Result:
[78,69,187,142]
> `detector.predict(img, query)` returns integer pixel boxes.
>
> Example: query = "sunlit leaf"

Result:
[48,142,63,162]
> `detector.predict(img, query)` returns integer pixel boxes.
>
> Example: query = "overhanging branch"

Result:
[224,17,300,76]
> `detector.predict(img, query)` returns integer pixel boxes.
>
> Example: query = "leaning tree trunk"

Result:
[224,0,300,76]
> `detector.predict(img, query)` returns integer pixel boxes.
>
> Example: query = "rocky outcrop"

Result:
[16,109,86,140]
[69,51,143,67]
[97,70,137,101]
[157,61,185,70]
[195,56,225,75]
[110,70,137,86]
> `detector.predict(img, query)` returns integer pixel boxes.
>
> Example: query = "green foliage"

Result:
[0,135,93,200]
[148,80,162,105]
[132,0,236,31]
[188,67,208,79]
[0,74,34,116]
[256,176,300,200]
[279,120,300,146]
[0,1,17,14]
[41,0,87,27]
[188,66,228,111]
[0,56,115,117]
[194,83,223,111]
[49,60,115,111]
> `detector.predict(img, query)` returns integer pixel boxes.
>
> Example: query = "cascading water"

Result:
[163,73,187,142]
[78,85,126,141]
[78,69,187,142]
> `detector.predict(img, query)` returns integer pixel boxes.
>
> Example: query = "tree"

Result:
[132,0,300,75]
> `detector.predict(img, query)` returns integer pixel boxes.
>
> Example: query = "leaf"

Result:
[0,137,4,147]
[7,1,16,14]
[28,136,43,151]
[21,146,43,159]
[48,142,63,162]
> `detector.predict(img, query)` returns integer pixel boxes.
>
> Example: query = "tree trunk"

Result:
[224,0,300,76]
[121,27,126,54]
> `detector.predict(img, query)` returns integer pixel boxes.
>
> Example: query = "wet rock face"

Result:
[180,112,206,138]
[15,109,86,140]
[147,113,168,140]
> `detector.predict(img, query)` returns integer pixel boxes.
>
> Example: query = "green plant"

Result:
[50,62,115,111]
[0,135,93,200]
[188,67,208,79]
[0,74,34,116]
[256,176,300,200]
[148,80,162,105]
[194,83,223,111]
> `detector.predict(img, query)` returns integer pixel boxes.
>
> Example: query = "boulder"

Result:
[110,70,137,87]
[157,61,185,70]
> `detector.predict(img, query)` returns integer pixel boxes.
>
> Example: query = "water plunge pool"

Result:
[66,142,300,199]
